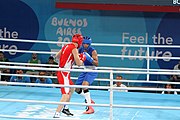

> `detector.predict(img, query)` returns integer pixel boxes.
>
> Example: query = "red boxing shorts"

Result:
[57,71,74,94]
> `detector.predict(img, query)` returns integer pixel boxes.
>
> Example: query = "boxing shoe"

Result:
[83,106,94,114]
[90,99,95,104]
[62,108,74,116]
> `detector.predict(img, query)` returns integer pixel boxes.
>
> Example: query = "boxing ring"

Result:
[0,38,180,120]
[1,85,180,120]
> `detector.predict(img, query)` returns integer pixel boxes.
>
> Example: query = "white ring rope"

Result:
[0,72,57,79]
[1,65,180,76]
[97,54,180,60]
[2,61,180,73]
[1,72,180,86]
[1,38,180,60]
[0,98,180,110]
[1,49,180,60]
[0,38,66,44]
[1,38,180,48]
[0,63,180,91]
[0,64,180,88]
[0,61,59,67]
[0,49,56,55]
[1,81,180,92]
[1,71,180,86]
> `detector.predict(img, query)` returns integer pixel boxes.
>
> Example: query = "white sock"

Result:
[80,90,85,97]
[84,92,91,104]
[54,112,60,117]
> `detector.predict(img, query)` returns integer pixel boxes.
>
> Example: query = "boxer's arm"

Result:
[72,48,83,66]
[92,50,98,67]
[55,50,62,58]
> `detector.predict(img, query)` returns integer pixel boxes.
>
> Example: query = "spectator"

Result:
[0,52,9,62]
[35,71,52,84]
[161,83,177,95]
[26,53,41,82]
[172,60,180,82]
[46,56,58,84]
[28,53,41,64]
[47,56,58,66]
[0,52,11,81]
[10,69,31,83]
[171,60,180,93]
[113,75,128,92]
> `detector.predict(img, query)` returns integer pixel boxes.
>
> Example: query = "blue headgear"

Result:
[83,36,92,45]
[82,36,92,51]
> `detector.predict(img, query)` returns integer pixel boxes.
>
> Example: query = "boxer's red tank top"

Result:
[59,43,76,69]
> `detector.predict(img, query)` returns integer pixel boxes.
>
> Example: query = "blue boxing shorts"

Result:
[76,72,98,85]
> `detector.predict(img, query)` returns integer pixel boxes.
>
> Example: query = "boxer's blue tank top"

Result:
[79,46,95,66]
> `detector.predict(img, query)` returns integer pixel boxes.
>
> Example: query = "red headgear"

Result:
[72,34,83,48]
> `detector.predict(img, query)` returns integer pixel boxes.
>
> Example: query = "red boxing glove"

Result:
[79,53,86,62]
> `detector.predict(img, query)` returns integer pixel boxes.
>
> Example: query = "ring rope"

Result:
[2,61,180,73]
[0,61,59,67]
[1,65,180,76]
[1,71,180,87]
[1,64,180,86]
[1,48,180,60]
[1,81,180,92]
[1,61,180,72]
[0,49,56,55]
[1,38,180,48]
[98,54,180,60]
[0,98,180,110]
[0,38,66,44]
[1,72,180,86]
[0,73,57,79]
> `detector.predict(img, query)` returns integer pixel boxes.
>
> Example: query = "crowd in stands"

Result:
[0,51,11,81]
[0,52,58,87]
[10,69,31,83]
[0,51,179,95]
[161,83,177,95]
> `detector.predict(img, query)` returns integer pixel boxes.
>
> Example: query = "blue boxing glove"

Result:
[83,52,93,63]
